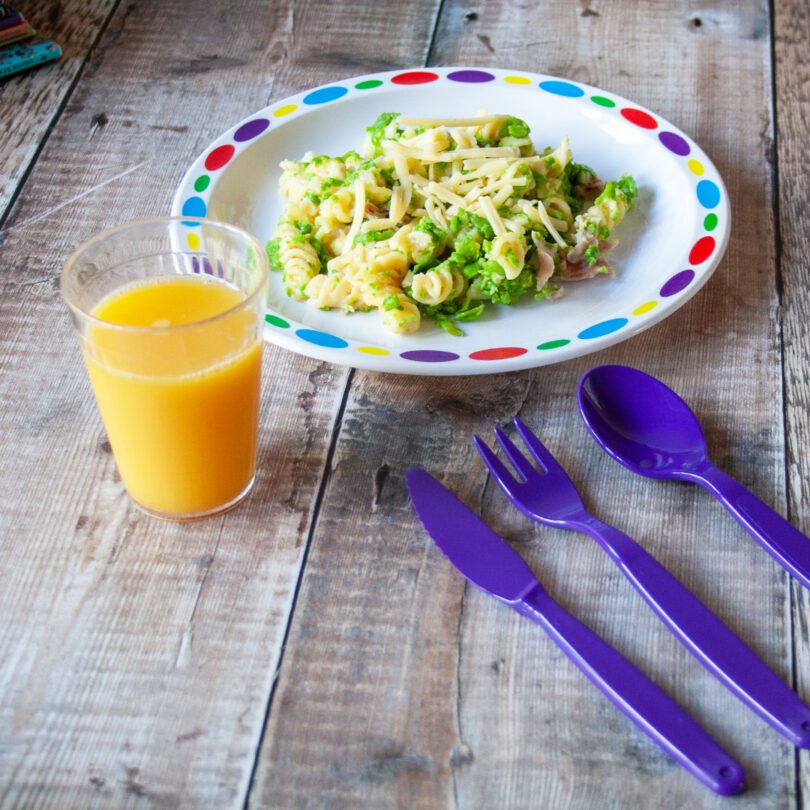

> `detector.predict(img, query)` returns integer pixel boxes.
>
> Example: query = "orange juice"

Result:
[83,275,262,517]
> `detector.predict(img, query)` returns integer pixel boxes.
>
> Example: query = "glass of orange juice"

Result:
[61,217,269,520]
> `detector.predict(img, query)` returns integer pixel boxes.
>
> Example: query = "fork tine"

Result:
[513,418,568,478]
[493,427,537,482]
[473,435,520,488]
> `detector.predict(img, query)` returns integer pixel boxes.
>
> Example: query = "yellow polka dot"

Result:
[504,75,531,85]
[274,104,298,117]
[357,346,389,356]
[186,232,201,250]
[632,300,658,315]
[688,159,704,176]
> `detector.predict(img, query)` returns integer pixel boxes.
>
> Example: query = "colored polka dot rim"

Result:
[696,180,721,209]
[578,318,628,340]
[391,71,438,85]
[661,270,695,297]
[296,328,348,349]
[234,118,270,142]
[538,339,571,350]
[659,131,690,156]
[401,350,459,363]
[539,80,584,98]
[621,108,657,129]
[303,86,348,105]
[175,67,729,374]
[469,347,527,361]
[448,69,495,83]
[181,196,206,218]
[204,144,235,171]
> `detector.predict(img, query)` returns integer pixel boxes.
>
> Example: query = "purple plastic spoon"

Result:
[578,364,810,591]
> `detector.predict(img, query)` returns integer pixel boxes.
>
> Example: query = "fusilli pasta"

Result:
[266,112,638,335]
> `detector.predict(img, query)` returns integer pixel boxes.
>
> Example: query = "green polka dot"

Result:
[537,339,570,350]
[194,175,210,192]
[590,95,616,108]
[265,314,290,328]
[355,79,383,90]
[704,213,718,231]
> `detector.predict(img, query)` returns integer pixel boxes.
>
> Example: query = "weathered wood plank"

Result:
[0,0,436,807]
[773,0,810,803]
[0,0,119,223]
[252,1,795,808]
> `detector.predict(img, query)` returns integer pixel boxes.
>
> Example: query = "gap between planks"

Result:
[0,0,125,231]
[238,3,447,805]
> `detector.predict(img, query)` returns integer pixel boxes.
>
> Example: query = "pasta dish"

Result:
[266,112,637,335]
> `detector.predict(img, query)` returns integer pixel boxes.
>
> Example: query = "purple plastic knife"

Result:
[405,468,745,796]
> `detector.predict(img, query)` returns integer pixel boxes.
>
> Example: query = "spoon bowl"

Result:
[578,364,709,477]
[577,363,810,592]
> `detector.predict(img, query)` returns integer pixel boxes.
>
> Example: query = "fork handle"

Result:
[689,464,810,591]
[515,585,745,795]
[580,516,810,746]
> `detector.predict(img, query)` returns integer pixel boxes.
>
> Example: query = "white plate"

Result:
[172,67,729,375]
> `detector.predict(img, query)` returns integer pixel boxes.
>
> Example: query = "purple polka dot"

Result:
[400,350,460,363]
[192,256,216,275]
[234,118,270,142]
[447,69,495,83]
[659,131,690,156]
[660,269,695,297]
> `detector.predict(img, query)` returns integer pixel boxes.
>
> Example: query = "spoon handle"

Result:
[694,464,810,591]
[515,586,745,795]
[580,516,810,746]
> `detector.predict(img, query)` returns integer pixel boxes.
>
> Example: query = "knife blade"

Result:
[405,467,537,602]
[405,467,746,796]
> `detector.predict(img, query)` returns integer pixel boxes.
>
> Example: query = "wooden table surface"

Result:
[2,1,809,807]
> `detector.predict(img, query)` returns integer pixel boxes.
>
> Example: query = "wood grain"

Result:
[0,0,119,223]
[0,0,805,807]
[0,0,434,805]
[774,0,810,803]
[250,1,797,808]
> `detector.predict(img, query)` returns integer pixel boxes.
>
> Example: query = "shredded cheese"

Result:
[477,196,506,236]
[342,178,366,253]
[396,115,508,128]
[536,199,567,247]
[383,141,518,163]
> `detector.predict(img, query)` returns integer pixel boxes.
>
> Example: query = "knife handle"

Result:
[515,585,745,795]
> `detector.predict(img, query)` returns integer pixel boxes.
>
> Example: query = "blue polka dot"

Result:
[303,86,349,105]
[296,328,349,349]
[181,197,206,218]
[696,180,720,209]
[539,80,585,98]
[578,318,628,340]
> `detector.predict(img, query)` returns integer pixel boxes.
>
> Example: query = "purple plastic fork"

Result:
[474,418,810,748]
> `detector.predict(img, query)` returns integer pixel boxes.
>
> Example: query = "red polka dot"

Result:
[688,236,716,265]
[621,107,658,129]
[469,347,528,361]
[391,71,439,85]
[204,144,235,171]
